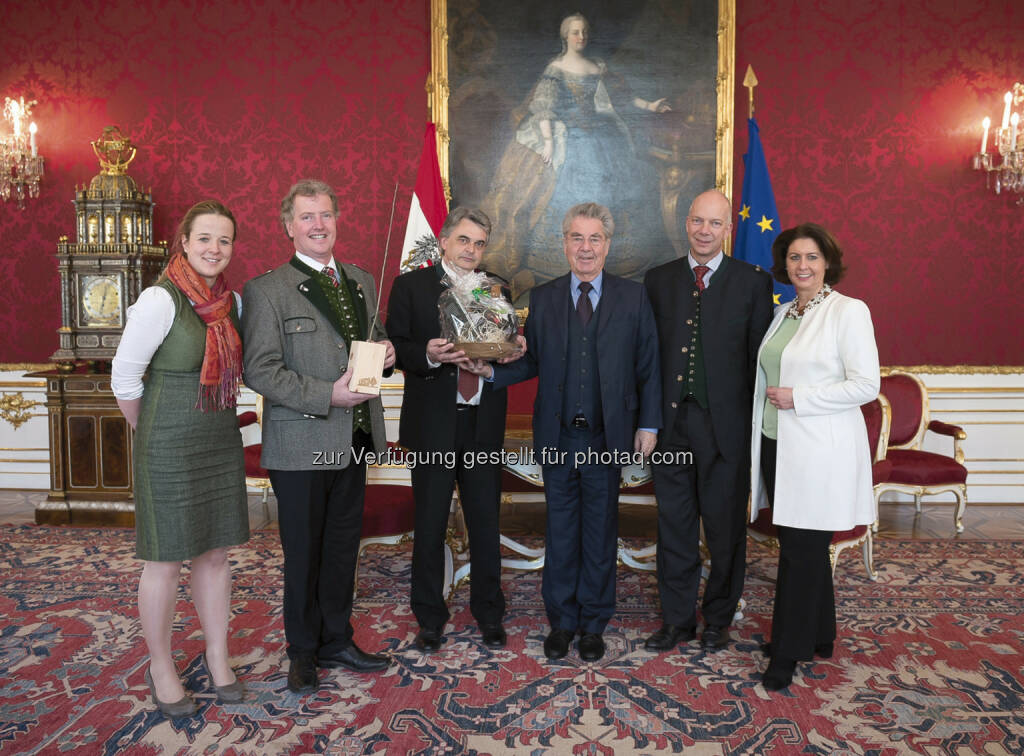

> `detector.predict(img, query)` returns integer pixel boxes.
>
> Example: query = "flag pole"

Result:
[369,182,400,339]
[743,65,758,121]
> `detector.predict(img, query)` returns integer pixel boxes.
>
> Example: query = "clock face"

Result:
[79,274,123,328]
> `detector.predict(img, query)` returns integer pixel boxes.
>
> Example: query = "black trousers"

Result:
[652,400,748,628]
[270,454,368,661]
[760,435,836,661]
[540,427,621,635]
[410,406,505,631]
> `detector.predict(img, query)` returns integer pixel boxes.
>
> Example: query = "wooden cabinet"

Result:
[30,367,134,526]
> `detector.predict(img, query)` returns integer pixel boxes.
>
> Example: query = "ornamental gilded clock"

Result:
[52,127,168,364]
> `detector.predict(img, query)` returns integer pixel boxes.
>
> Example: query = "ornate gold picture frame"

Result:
[429,0,735,297]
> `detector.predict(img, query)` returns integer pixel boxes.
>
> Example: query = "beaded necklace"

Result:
[785,284,833,320]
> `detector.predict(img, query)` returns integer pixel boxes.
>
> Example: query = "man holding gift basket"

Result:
[387,207,520,653]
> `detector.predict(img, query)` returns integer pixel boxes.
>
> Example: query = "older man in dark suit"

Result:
[242,179,396,694]
[386,207,510,653]
[469,202,661,662]
[642,189,773,653]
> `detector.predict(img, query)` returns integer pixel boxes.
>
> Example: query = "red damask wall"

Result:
[0,0,431,362]
[1,0,1022,365]
[735,0,1023,365]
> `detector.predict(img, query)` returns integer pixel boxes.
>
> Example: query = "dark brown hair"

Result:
[770,222,846,285]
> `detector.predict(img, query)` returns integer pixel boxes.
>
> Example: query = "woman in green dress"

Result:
[112,200,249,717]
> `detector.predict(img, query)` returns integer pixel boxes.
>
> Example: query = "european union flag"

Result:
[734,118,793,305]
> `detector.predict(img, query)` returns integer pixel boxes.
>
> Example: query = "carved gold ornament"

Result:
[0,392,41,429]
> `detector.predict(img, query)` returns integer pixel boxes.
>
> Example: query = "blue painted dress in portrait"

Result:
[482,60,665,293]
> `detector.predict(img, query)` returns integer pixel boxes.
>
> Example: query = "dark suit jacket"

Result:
[643,254,773,461]
[387,265,508,452]
[241,258,389,470]
[493,272,661,457]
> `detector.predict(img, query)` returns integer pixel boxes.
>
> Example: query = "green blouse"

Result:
[759,318,800,440]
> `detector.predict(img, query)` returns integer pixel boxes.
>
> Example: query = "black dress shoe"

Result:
[644,624,697,651]
[543,628,575,660]
[762,658,796,691]
[287,655,319,694]
[413,628,443,653]
[318,643,392,672]
[578,632,605,662]
[701,625,730,650]
[479,623,507,648]
[761,641,834,659]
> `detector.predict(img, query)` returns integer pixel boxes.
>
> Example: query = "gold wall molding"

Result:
[716,0,736,201]
[0,393,41,430]
[933,408,1024,413]
[882,365,1024,375]
[0,363,56,372]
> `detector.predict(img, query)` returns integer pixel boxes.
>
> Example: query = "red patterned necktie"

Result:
[694,265,710,292]
[322,267,340,287]
[458,368,478,401]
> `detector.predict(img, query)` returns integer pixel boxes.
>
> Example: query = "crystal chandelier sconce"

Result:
[973,83,1023,204]
[1,96,45,208]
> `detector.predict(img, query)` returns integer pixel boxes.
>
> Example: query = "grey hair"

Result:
[562,202,614,238]
[440,206,492,238]
[280,179,338,236]
[558,13,589,56]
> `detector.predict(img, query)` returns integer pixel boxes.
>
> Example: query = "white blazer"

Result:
[749,292,880,530]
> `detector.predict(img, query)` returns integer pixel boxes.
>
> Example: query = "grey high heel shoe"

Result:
[145,667,198,718]
[202,654,245,704]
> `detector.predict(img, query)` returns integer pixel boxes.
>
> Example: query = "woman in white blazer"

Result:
[749,223,879,691]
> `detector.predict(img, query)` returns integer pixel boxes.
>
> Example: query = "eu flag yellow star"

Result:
[757,215,774,233]
[738,205,751,221]
[773,293,781,305]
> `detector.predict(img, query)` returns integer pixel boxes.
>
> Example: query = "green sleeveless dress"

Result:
[133,280,249,561]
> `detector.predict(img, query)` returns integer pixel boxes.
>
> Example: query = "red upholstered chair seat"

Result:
[243,442,267,479]
[872,458,892,486]
[238,407,272,519]
[875,371,968,534]
[360,484,416,538]
[748,509,868,550]
[886,449,967,486]
[833,524,868,542]
[748,395,887,580]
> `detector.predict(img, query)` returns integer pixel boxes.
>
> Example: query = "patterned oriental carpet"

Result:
[1,526,1022,755]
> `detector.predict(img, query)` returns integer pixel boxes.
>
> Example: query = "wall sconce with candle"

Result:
[973,83,1023,204]
[1,96,45,208]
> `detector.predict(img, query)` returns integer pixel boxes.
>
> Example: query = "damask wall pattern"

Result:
[1,0,1022,364]
[733,0,1024,365]
[0,0,431,361]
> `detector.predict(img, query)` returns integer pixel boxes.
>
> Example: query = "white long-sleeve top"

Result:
[111,286,242,400]
[749,292,880,531]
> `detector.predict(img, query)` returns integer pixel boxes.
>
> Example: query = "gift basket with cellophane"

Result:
[437,270,520,359]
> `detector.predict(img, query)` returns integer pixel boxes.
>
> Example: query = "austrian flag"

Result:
[399,123,449,271]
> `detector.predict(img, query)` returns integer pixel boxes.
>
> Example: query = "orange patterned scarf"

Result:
[165,252,242,411]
